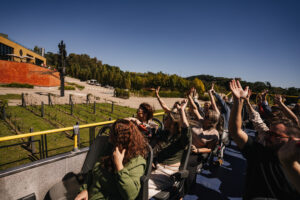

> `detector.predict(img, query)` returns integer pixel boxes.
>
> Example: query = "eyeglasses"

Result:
[266,130,290,139]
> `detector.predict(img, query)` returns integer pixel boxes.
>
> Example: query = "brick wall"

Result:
[0,60,60,87]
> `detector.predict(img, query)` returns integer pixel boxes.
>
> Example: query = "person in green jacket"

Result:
[75,119,148,200]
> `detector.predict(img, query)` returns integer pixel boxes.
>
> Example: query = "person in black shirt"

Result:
[228,79,300,200]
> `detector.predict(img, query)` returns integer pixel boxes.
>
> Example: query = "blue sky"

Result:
[1,0,299,88]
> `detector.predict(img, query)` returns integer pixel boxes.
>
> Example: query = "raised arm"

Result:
[208,83,220,115]
[213,91,230,113]
[244,89,255,114]
[261,90,272,116]
[244,89,269,144]
[244,90,269,132]
[228,80,249,149]
[155,86,171,113]
[187,92,203,120]
[177,99,189,127]
[275,95,300,128]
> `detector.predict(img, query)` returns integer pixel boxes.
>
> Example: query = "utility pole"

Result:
[58,40,67,97]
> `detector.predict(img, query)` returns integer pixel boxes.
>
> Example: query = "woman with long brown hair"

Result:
[126,102,158,139]
[75,119,148,200]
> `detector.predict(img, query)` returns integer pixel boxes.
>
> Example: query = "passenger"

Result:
[256,93,268,120]
[209,83,231,166]
[75,119,148,200]
[245,90,300,146]
[126,103,158,139]
[244,89,269,145]
[274,94,300,128]
[292,102,300,119]
[155,86,182,113]
[188,86,205,117]
[203,101,211,114]
[229,79,300,199]
[148,93,190,199]
[186,92,221,191]
[260,90,273,118]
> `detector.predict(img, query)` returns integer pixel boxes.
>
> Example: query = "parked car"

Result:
[88,79,97,85]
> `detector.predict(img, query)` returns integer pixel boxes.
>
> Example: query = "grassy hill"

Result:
[0,103,163,171]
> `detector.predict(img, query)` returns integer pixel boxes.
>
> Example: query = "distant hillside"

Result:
[187,74,300,98]
[45,52,300,100]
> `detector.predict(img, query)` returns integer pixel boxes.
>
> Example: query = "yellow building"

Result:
[0,33,46,66]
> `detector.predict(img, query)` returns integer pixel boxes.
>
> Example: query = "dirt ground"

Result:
[0,76,204,110]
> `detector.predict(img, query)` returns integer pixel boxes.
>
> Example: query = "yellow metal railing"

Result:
[0,112,165,150]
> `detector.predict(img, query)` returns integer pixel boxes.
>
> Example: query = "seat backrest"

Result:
[81,133,110,174]
[179,129,192,171]
[136,143,153,200]
[152,117,164,131]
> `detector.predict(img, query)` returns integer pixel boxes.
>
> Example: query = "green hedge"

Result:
[159,90,183,98]
[59,86,76,90]
[115,88,130,99]
[66,82,85,90]
[131,89,153,97]
[131,89,183,98]
[0,83,34,88]
[0,94,22,101]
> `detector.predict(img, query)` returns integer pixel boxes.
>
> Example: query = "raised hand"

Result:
[246,89,252,102]
[113,147,126,171]
[189,87,195,96]
[261,89,269,101]
[179,99,188,110]
[75,190,88,200]
[177,99,189,127]
[209,83,215,93]
[191,145,198,154]
[229,80,249,99]
[274,94,283,105]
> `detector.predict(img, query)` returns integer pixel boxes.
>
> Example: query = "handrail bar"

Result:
[0,112,165,143]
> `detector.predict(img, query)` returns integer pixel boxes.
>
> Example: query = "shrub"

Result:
[131,89,183,98]
[0,83,34,88]
[66,82,85,90]
[0,94,22,101]
[0,99,8,107]
[115,88,130,99]
[131,89,153,97]
[76,85,85,90]
[159,90,183,98]
[59,86,75,90]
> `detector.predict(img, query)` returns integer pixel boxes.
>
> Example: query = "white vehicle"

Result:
[88,79,97,85]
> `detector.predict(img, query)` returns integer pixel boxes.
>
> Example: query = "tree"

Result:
[266,81,272,89]
[33,46,42,55]
[192,78,205,94]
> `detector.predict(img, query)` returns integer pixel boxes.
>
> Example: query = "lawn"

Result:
[0,103,162,171]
